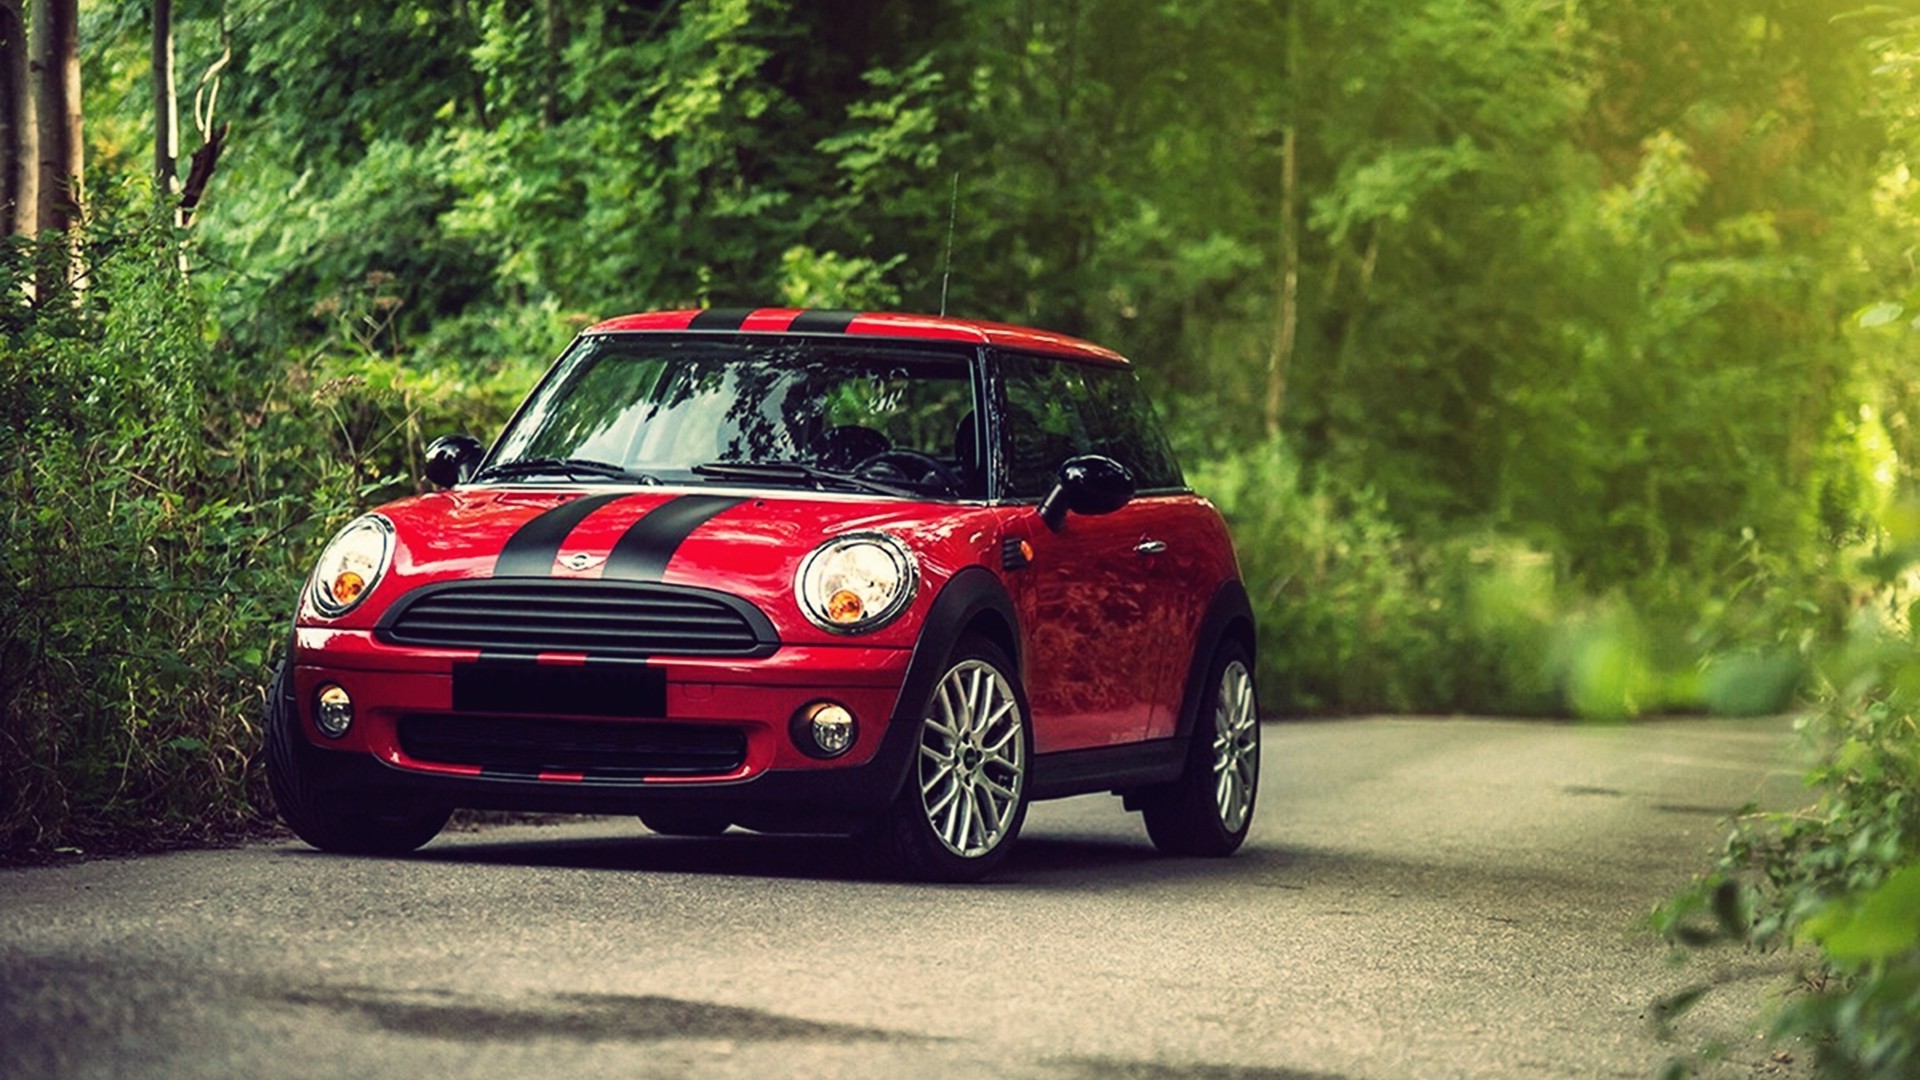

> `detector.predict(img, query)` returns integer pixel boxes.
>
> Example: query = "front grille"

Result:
[398,714,747,779]
[376,580,778,659]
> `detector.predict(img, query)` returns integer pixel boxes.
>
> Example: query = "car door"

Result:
[997,354,1166,751]
[1074,364,1211,741]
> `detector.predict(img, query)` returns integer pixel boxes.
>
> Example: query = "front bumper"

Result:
[289,627,919,830]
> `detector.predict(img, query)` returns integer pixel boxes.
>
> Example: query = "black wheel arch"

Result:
[1172,580,1257,741]
[892,565,1021,726]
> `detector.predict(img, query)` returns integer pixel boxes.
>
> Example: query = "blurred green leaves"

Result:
[1806,864,1920,963]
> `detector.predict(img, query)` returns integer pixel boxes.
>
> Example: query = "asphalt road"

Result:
[1,716,1813,1080]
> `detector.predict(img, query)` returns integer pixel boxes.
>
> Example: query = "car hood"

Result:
[325,484,1004,643]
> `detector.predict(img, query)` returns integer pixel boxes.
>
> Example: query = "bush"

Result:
[0,203,547,856]
[1655,540,1920,1078]
[1186,435,1821,719]
[0,212,280,850]
[1188,436,1564,714]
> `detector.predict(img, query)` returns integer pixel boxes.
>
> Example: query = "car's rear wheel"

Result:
[1141,641,1259,856]
[264,661,450,855]
[638,810,731,837]
[873,636,1030,882]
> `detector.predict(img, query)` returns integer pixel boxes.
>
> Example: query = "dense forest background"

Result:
[5,1,1920,1070]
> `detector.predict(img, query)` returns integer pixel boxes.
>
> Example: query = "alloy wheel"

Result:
[917,658,1027,858]
[1212,659,1259,833]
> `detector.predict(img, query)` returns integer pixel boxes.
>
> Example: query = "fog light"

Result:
[314,684,354,739]
[794,701,857,758]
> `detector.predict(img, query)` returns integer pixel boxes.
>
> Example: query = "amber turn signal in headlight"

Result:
[330,571,367,607]
[826,589,865,623]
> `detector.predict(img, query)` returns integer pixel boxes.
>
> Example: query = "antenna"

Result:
[939,172,959,317]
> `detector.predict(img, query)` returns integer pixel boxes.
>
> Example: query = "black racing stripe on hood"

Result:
[493,492,627,577]
[603,495,745,581]
[687,308,755,331]
[787,310,859,333]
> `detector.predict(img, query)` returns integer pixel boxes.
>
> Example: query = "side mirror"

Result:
[1038,454,1135,532]
[424,434,485,489]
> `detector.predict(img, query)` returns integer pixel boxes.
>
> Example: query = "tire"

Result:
[872,636,1031,882]
[639,810,731,837]
[263,661,450,855]
[1141,641,1260,857]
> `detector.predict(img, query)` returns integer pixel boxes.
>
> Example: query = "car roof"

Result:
[583,308,1130,366]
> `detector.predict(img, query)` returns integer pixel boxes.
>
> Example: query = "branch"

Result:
[177,121,226,225]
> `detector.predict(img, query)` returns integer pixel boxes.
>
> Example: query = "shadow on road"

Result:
[298,824,1306,891]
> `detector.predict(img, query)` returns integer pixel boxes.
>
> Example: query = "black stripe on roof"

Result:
[687,309,755,330]
[787,310,860,333]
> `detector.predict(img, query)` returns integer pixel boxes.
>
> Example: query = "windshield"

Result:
[486,334,984,498]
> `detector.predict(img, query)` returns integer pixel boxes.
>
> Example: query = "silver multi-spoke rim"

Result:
[1212,659,1259,832]
[918,659,1026,858]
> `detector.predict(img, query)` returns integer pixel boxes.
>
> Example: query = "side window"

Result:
[1002,356,1089,499]
[999,353,1186,499]
[1084,367,1186,492]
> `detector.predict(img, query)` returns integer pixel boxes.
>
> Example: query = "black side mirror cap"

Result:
[424,434,485,489]
[1038,454,1135,532]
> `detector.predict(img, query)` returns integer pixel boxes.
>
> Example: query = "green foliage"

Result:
[1655,530,1920,1076]
[1189,436,1564,714]
[1188,432,1822,720]
[1,206,274,849]
[0,191,540,855]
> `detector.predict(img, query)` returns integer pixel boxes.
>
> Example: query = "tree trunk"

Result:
[153,0,180,220]
[0,0,34,238]
[1264,2,1303,439]
[1265,124,1299,439]
[32,0,82,238]
[541,0,567,128]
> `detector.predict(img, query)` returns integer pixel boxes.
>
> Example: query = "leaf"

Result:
[1856,301,1904,328]
[1711,880,1750,939]
[1805,864,1920,962]
[1651,984,1710,1037]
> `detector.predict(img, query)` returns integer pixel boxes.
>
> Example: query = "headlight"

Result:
[796,532,918,634]
[308,514,395,618]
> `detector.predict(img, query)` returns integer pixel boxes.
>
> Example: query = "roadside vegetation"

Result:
[2,1,1918,1071]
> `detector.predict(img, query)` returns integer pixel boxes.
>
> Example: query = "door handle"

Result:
[1134,539,1167,556]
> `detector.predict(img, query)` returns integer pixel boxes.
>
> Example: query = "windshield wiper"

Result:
[691,460,918,499]
[474,457,661,484]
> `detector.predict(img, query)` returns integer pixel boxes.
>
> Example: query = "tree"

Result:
[30,0,79,236]
[153,0,179,218]
[0,0,33,237]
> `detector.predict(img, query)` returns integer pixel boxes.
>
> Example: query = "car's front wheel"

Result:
[1141,641,1260,856]
[872,636,1030,882]
[263,661,450,855]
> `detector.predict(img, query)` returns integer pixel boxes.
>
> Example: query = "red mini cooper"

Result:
[267,309,1259,880]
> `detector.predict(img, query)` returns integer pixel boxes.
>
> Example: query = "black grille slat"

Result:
[401,616,750,636]
[422,618,764,641]
[377,580,778,659]
[402,605,747,625]
[403,601,738,623]
[408,593,734,614]
[398,714,746,778]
